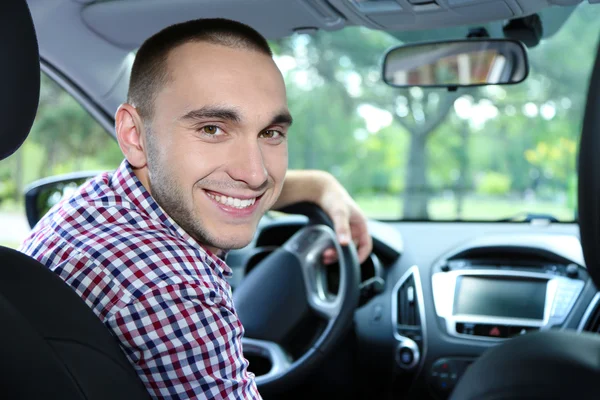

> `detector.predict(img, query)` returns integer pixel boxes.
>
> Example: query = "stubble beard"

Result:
[145,133,257,251]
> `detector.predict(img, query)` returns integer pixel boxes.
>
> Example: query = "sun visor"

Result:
[81,0,347,50]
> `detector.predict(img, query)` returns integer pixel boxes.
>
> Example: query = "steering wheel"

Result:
[449,31,600,400]
[232,202,361,394]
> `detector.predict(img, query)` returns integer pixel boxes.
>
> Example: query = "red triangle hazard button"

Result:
[489,326,501,337]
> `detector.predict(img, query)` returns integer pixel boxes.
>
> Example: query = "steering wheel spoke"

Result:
[283,225,344,320]
[242,337,292,385]
[307,292,340,320]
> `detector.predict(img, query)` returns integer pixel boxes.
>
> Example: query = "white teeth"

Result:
[206,193,257,209]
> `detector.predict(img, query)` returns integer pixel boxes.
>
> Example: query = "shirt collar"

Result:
[110,159,232,277]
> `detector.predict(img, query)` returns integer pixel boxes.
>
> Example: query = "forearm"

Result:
[271,169,334,210]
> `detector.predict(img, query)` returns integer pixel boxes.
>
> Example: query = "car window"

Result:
[0,73,123,248]
[273,3,600,221]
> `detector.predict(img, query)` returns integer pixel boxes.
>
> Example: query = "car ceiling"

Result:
[26,0,586,135]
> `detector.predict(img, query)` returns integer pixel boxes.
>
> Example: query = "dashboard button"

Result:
[439,378,450,391]
[552,303,569,317]
[432,359,452,373]
[456,322,475,335]
[474,324,508,338]
[431,358,476,396]
[398,348,414,365]
[508,326,538,337]
[566,264,579,278]
[370,304,383,324]
[396,340,420,370]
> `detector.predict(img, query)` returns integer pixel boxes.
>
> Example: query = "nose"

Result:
[227,136,269,189]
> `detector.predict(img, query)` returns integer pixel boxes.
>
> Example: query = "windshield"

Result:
[272,3,600,221]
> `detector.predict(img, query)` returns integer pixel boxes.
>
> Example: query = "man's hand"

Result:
[272,170,373,263]
[319,187,372,264]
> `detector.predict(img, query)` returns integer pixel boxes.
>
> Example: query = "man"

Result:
[20,18,371,399]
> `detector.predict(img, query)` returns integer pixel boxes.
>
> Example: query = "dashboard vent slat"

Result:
[398,275,420,327]
[583,302,600,333]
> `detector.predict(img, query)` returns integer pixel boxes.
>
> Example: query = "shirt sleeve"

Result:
[106,283,261,399]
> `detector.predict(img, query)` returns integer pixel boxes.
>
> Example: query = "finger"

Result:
[344,204,372,263]
[331,210,351,245]
[355,226,373,263]
[323,254,338,265]
[323,248,336,258]
[322,248,338,265]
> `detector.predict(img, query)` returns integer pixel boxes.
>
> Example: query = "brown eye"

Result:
[202,125,219,135]
[261,130,282,139]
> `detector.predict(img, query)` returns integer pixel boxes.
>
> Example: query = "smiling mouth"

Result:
[205,191,261,209]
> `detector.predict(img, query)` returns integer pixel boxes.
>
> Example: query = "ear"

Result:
[115,103,147,169]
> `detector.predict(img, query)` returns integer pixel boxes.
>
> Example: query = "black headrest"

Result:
[0,0,40,160]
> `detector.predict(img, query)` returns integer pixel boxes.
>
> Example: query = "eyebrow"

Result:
[179,106,242,123]
[179,105,293,127]
[271,111,294,127]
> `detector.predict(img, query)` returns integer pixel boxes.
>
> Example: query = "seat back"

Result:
[0,1,150,398]
[0,247,150,399]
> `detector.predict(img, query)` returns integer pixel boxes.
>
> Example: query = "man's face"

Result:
[144,42,290,252]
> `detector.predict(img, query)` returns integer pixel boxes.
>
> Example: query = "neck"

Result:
[202,244,226,260]
[131,165,152,194]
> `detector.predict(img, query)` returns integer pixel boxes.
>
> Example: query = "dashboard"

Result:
[226,215,600,399]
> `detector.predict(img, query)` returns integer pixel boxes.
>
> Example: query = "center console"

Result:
[387,235,588,399]
[432,267,584,340]
[427,247,586,397]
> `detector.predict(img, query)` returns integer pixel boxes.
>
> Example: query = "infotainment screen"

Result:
[453,276,547,320]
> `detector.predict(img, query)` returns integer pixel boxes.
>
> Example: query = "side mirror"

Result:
[24,172,104,228]
[382,39,529,89]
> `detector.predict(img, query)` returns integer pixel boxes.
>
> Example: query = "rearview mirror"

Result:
[24,172,103,228]
[382,39,529,89]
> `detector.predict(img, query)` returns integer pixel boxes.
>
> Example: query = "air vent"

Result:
[446,245,573,269]
[394,267,425,347]
[580,294,600,334]
[397,275,420,326]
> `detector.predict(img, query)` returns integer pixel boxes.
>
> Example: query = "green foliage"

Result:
[0,180,16,204]
[477,172,512,195]
[0,73,123,206]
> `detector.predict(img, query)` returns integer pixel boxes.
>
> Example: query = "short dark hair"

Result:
[127,18,273,122]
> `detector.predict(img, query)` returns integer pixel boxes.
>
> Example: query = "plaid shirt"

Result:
[19,160,261,399]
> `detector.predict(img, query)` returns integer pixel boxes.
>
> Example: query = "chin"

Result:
[204,227,256,251]
[213,237,253,251]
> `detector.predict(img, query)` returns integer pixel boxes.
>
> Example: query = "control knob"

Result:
[566,264,579,278]
[395,338,420,370]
